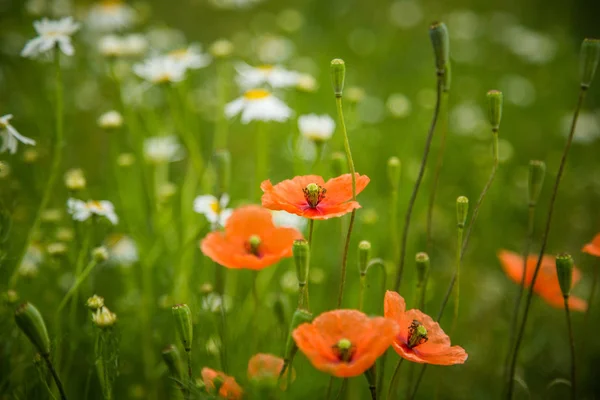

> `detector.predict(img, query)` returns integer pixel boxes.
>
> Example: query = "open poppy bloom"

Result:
[583,233,600,257]
[260,173,370,220]
[292,309,399,377]
[200,205,302,270]
[384,291,468,365]
[201,368,243,399]
[247,353,295,389]
[498,250,587,311]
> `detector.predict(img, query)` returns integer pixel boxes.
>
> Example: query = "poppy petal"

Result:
[321,173,370,205]
[582,233,600,257]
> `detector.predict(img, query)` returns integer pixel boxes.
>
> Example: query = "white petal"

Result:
[193,195,218,214]
[219,209,233,226]
[224,98,245,119]
[58,38,74,56]
[219,193,230,208]
[7,125,35,146]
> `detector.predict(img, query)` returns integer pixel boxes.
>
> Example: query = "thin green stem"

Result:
[390,186,399,265]
[386,358,404,400]
[564,296,577,400]
[451,226,464,333]
[335,379,348,400]
[168,86,204,177]
[214,60,229,151]
[358,275,366,311]
[335,97,356,198]
[57,259,98,312]
[215,263,228,372]
[308,219,315,247]
[326,377,334,400]
[506,87,587,399]
[186,350,193,386]
[256,121,268,199]
[43,354,67,400]
[336,210,356,308]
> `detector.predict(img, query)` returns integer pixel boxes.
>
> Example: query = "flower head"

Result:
[104,233,138,266]
[98,110,123,129]
[92,306,117,328]
[235,62,300,89]
[225,89,292,124]
[292,309,399,377]
[0,115,35,154]
[67,198,119,225]
[193,194,233,228]
[498,250,587,311]
[201,367,243,399]
[99,33,148,58]
[143,136,184,163]
[261,173,370,220]
[21,17,80,58]
[583,233,600,257]
[247,353,295,389]
[87,0,137,32]
[384,291,468,365]
[200,205,302,270]
[167,45,211,71]
[298,114,336,142]
[133,56,187,84]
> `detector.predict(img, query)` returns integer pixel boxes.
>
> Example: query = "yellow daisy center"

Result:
[244,89,271,100]
[257,65,274,73]
[169,49,188,59]
[210,200,220,213]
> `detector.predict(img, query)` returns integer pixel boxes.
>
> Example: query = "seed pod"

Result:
[387,157,401,191]
[14,302,51,355]
[528,160,546,206]
[429,22,449,73]
[555,253,574,298]
[285,309,313,362]
[293,239,310,285]
[330,59,346,98]
[358,241,371,275]
[162,344,184,382]
[486,90,503,132]
[415,252,430,288]
[172,304,193,352]
[580,38,600,89]
[456,196,469,229]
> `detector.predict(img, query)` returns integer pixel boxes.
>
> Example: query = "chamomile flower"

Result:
[67,198,119,225]
[86,0,137,32]
[167,45,211,71]
[298,114,336,143]
[193,194,233,227]
[225,89,292,124]
[0,115,35,154]
[21,17,80,58]
[97,110,123,129]
[133,56,187,84]
[235,62,300,89]
[104,233,139,266]
[143,136,184,163]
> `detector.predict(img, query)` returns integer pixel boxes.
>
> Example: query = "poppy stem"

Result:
[385,358,404,400]
[336,210,356,308]
[358,258,387,312]
[43,353,68,400]
[393,72,443,292]
[389,170,400,266]
[563,296,577,400]
[451,223,464,334]
[214,59,230,151]
[325,377,335,399]
[215,263,229,372]
[335,96,356,199]
[256,121,269,199]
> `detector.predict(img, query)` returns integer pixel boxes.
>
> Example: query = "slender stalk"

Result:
[389,180,400,265]
[563,296,577,399]
[168,86,204,177]
[57,258,98,312]
[256,121,268,199]
[213,60,229,151]
[394,74,443,291]
[308,219,315,246]
[335,379,348,400]
[451,223,464,333]
[358,274,366,311]
[386,358,404,400]
[506,87,587,399]
[326,377,335,400]
[215,263,228,372]
[186,350,193,384]
[9,49,64,288]
[43,354,67,400]
[336,210,356,308]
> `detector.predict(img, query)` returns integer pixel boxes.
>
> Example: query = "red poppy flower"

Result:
[384,291,468,365]
[201,367,243,399]
[260,173,370,220]
[292,309,398,377]
[583,233,600,257]
[201,205,303,270]
[247,353,295,389]
[498,250,587,311]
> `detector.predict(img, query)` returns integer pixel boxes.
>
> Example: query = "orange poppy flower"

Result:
[201,205,302,270]
[292,309,399,377]
[260,173,370,220]
[384,291,468,365]
[498,250,587,311]
[247,353,295,389]
[201,367,243,399]
[583,233,600,257]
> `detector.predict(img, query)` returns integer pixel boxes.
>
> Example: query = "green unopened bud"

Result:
[358,240,371,275]
[528,160,546,206]
[330,59,346,98]
[331,152,346,176]
[555,253,574,298]
[415,252,429,288]
[486,90,503,131]
[86,295,104,311]
[456,196,469,229]
[580,38,600,89]
[214,149,231,195]
[293,239,310,285]
[162,345,184,382]
[429,22,449,73]
[14,303,51,355]
[387,157,401,191]
[4,290,19,305]
[172,304,193,352]
[442,63,451,92]
[285,309,313,362]
[92,246,109,263]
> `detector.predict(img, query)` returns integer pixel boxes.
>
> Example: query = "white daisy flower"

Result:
[86,0,137,32]
[193,194,233,227]
[143,135,184,163]
[167,45,212,71]
[67,198,119,224]
[133,56,187,84]
[271,210,307,231]
[104,233,139,266]
[0,115,36,154]
[298,114,336,142]
[235,62,300,89]
[225,88,292,124]
[97,110,123,129]
[21,17,80,58]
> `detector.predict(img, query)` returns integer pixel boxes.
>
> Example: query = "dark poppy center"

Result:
[303,183,326,208]
[332,338,355,363]
[245,235,262,257]
[407,320,428,349]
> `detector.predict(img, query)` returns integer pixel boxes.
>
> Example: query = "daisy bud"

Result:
[92,246,109,263]
[387,156,401,191]
[117,153,136,167]
[92,307,117,328]
[528,160,546,207]
[3,290,19,305]
[14,303,51,355]
[64,168,86,191]
[555,253,574,298]
[97,110,123,130]
[415,252,429,288]
[456,196,469,229]
[330,58,346,98]
[162,345,184,382]
[285,309,313,362]
[331,152,346,176]
[199,282,214,295]
[86,295,104,311]
[486,90,503,132]
[580,38,600,89]
[172,304,193,352]
[210,39,234,59]
[214,149,231,195]
[293,239,310,285]
[358,240,371,275]
[429,22,449,74]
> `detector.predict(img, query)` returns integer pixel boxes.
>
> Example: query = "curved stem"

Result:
[451,226,464,333]
[44,354,67,400]
[386,358,404,400]
[506,87,587,399]
[336,210,356,308]
[564,297,577,400]
[335,97,356,198]
[57,258,98,312]
[215,262,228,372]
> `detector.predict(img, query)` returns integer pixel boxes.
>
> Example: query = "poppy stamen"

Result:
[302,183,326,208]
[333,338,355,363]
[245,235,262,257]
[407,320,428,349]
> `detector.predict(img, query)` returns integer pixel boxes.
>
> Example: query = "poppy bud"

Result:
[285,309,313,363]
[86,295,104,311]
[456,196,469,229]
[162,345,184,382]
[293,239,310,285]
[172,304,193,352]
[555,253,574,298]
[442,63,451,92]
[387,156,401,191]
[214,149,231,195]
[358,240,371,275]
[429,22,449,73]
[486,90,503,132]
[528,160,546,207]
[580,38,600,89]
[14,302,51,355]
[330,59,345,98]
[415,252,429,288]
[331,152,346,177]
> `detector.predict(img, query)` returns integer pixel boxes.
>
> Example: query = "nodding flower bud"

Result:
[580,38,600,89]
[415,252,430,288]
[14,303,51,355]
[172,304,193,352]
[528,160,546,207]
[293,239,310,285]
[442,63,451,92]
[285,309,313,362]
[64,168,86,191]
[214,149,231,196]
[358,240,371,275]
[456,196,469,229]
[429,22,449,74]
[162,345,184,382]
[330,59,346,98]
[92,306,117,328]
[555,253,574,298]
[86,295,105,311]
[486,90,503,132]
[331,151,346,177]
[92,246,109,263]
[387,157,401,191]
